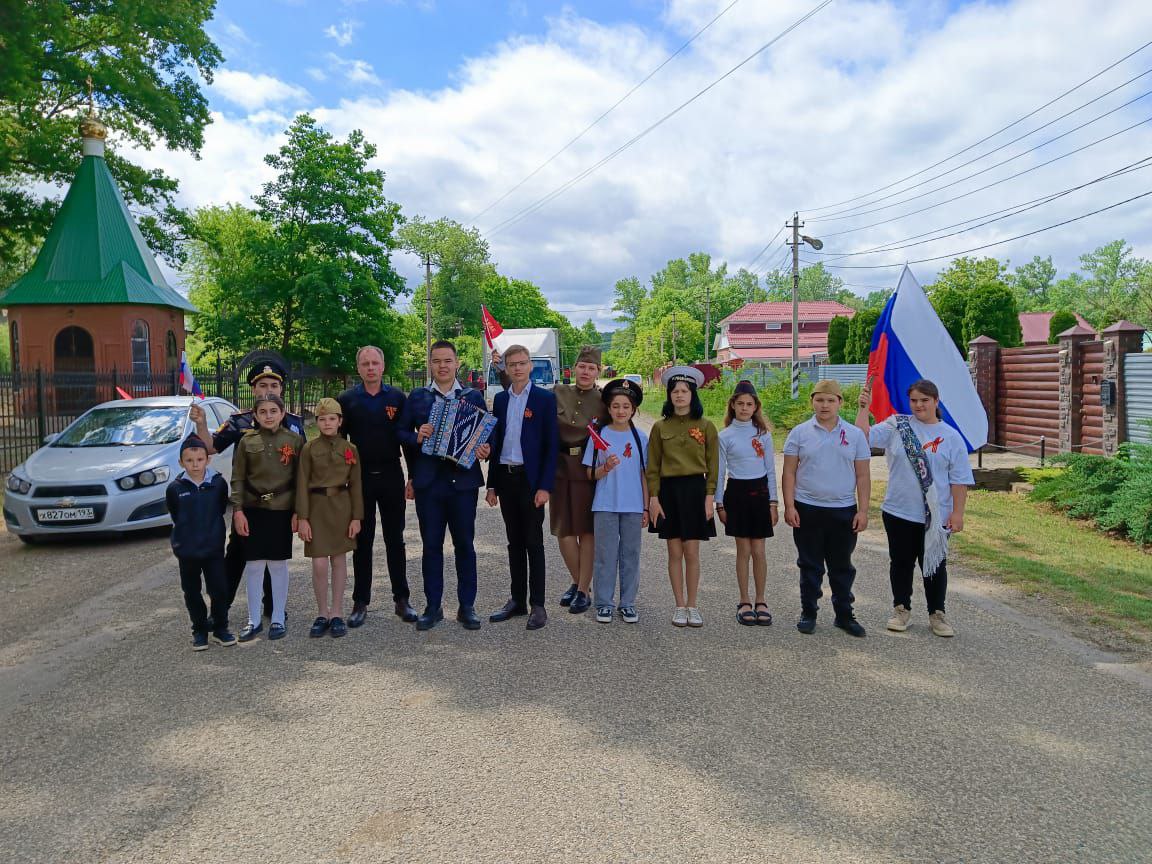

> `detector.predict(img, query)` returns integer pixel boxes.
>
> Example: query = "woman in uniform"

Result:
[297,398,363,639]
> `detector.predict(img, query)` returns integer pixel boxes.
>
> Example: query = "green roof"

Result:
[0,154,196,312]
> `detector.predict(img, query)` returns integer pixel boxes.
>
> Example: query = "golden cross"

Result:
[85,75,94,113]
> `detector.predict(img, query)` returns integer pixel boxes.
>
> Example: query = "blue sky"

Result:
[137,0,1152,327]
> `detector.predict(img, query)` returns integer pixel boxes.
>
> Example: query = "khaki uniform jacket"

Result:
[555,383,610,454]
[229,426,305,511]
[296,434,364,557]
[646,415,720,497]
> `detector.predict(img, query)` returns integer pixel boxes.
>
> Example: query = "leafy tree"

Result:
[612,276,646,325]
[963,282,1021,347]
[861,287,894,310]
[728,268,765,304]
[1013,255,1057,311]
[930,284,969,356]
[844,308,880,364]
[1048,309,1079,344]
[578,318,602,346]
[1075,240,1150,329]
[928,256,1010,294]
[826,316,851,364]
[397,217,491,335]
[762,262,851,304]
[0,0,222,264]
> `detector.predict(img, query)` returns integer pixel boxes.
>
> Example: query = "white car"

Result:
[3,395,238,543]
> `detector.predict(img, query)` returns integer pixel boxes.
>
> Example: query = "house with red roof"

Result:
[1018,311,1095,346]
[714,301,856,364]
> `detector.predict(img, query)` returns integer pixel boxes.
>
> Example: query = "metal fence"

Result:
[1125,352,1152,445]
[817,364,870,386]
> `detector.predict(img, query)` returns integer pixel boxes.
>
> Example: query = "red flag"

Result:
[115,386,133,400]
[481,305,504,349]
[587,423,609,451]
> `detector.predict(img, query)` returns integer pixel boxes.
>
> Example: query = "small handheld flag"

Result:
[587,423,610,451]
[179,351,204,399]
[481,305,505,349]
[115,386,133,400]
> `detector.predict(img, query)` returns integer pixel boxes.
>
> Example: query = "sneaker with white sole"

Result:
[887,605,911,632]
[595,605,613,623]
[929,611,955,637]
[672,607,689,627]
[620,606,639,624]
[686,607,704,628]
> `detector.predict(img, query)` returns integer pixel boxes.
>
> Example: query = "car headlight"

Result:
[5,472,32,495]
[117,466,171,490]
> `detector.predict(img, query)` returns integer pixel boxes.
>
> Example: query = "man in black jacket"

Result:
[165,436,234,651]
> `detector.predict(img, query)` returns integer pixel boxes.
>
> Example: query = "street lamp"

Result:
[788,213,822,397]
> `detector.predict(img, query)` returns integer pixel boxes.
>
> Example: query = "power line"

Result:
[811,66,1152,220]
[471,0,744,222]
[808,89,1152,223]
[482,0,835,237]
[740,224,787,272]
[810,155,1152,258]
[802,188,1152,269]
[802,37,1152,213]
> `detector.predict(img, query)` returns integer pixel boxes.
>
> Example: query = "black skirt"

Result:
[242,507,294,561]
[722,476,775,538]
[650,474,716,541]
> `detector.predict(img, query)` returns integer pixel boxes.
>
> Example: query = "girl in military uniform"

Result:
[297,398,363,639]
[646,367,719,628]
[231,394,304,642]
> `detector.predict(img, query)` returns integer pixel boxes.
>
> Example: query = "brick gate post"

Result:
[1058,325,1094,454]
[968,335,999,448]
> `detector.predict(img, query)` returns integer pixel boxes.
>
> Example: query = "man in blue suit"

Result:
[397,340,491,631]
[486,343,559,630]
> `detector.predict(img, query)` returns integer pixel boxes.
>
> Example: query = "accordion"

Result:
[421,396,498,469]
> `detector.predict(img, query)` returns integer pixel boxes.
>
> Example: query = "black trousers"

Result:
[415,485,479,610]
[792,501,858,618]
[496,468,547,608]
[224,527,273,615]
[353,463,409,606]
[882,511,949,613]
[179,556,228,633]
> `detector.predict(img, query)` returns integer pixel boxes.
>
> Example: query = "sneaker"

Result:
[672,607,689,627]
[929,612,955,637]
[620,606,639,624]
[595,605,613,623]
[210,628,237,647]
[686,607,704,628]
[834,615,867,638]
[559,583,579,607]
[238,622,263,643]
[268,622,287,640]
[309,616,330,638]
[796,614,817,634]
[191,632,209,651]
[569,591,592,614]
[887,605,912,632]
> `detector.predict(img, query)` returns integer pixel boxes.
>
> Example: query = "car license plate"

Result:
[37,507,96,522]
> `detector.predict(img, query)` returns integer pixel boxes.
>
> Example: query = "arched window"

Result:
[165,330,178,369]
[131,319,151,380]
[9,320,19,377]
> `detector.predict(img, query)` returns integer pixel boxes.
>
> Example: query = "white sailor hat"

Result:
[662,365,704,389]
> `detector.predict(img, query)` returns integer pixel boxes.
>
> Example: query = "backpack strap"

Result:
[629,420,646,469]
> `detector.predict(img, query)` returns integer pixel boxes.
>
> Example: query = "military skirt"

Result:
[242,507,294,561]
[302,487,358,557]
[550,452,595,537]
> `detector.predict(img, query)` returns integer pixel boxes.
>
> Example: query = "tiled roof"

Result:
[718,301,856,326]
[726,331,829,348]
[1018,311,1094,344]
[728,347,825,360]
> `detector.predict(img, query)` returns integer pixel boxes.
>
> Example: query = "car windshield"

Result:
[488,359,555,387]
[53,406,189,447]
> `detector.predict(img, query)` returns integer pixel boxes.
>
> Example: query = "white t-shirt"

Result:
[581,426,649,514]
[782,416,871,508]
[869,416,974,524]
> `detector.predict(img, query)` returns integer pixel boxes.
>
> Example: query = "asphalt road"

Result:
[1,485,1150,863]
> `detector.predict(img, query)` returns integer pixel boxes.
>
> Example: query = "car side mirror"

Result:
[43,433,59,445]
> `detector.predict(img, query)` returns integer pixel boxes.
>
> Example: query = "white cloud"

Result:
[211,70,309,111]
[306,67,328,82]
[157,0,1152,326]
[324,19,360,47]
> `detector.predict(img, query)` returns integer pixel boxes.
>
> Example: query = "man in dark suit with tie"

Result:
[486,343,559,630]
[397,340,490,631]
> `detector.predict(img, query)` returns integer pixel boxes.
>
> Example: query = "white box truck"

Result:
[483,327,561,391]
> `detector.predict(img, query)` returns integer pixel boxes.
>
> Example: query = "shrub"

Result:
[1047,309,1078,344]
[697,376,860,440]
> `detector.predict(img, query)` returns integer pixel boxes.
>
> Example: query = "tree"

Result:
[827,316,851,364]
[927,256,1013,357]
[0,0,222,264]
[397,217,491,335]
[1075,240,1150,329]
[844,308,880,364]
[930,284,969,356]
[1048,309,1078,344]
[185,115,406,371]
[578,318,602,346]
[1013,256,1057,311]
[612,276,646,325]
[762,262,851,304]
[963,282,1021,347]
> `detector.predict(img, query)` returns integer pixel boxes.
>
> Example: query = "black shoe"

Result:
[559,583,578,607]
[348,603,368,628]
[309,616,330,638]
[268,622,287,640]
[490,599,529,623]
[395,600,418,623]
[569,591,591,614]
[796,614,817,635]
[329,617,347,638]
[238,622,263,642]
[834,615,867,638]
[457,606,482,630]
[416,607,444,631]
[211,628,237,647]
[526,605,548,631]
[191,632,209,651]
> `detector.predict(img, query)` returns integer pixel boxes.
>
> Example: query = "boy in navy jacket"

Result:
[165,435,235,650]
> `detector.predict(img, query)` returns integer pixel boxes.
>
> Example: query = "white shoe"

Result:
[672,607,689,627]
[887,605,911,632]
[929,612,955,637]
[686,607,704,628]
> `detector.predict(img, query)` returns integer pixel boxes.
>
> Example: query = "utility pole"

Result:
[423,253,432,379]
[704,278,712,362]
[671,312,679,364]
[785,213,823,398]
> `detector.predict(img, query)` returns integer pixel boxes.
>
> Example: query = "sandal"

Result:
[754,602,773,626]
[737,602,757,626]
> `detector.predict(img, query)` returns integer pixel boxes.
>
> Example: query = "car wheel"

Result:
[16,535,39,545]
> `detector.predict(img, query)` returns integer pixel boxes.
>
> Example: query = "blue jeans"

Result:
[593,511,643,609]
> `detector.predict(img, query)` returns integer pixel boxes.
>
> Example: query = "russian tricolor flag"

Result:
[866,267,988,452]
[179,351,204,399]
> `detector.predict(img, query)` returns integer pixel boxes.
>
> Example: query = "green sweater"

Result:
[646,414,720,497]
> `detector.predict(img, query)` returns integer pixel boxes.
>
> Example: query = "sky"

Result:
[127,0,1152,328]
